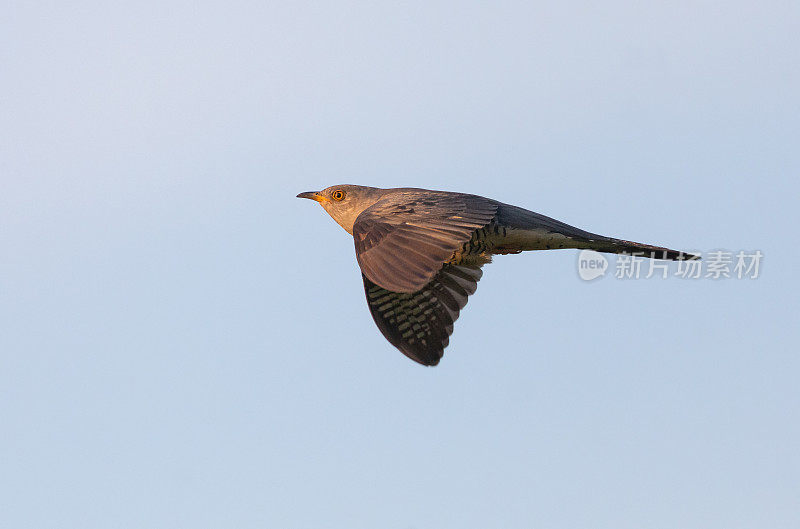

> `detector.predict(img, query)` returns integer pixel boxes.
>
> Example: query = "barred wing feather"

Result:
[362,264,483,366]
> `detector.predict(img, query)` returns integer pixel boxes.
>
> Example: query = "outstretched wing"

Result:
[352,191,497,293]
[362,264,483,366]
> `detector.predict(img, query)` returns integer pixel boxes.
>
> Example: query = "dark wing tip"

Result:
[362,264,483,367]
[399,344,443,366]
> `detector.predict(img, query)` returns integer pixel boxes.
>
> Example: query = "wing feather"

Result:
[362,264,484,366]
[353,192,497,293]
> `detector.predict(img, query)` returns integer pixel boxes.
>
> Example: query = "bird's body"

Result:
[298,185,696,366]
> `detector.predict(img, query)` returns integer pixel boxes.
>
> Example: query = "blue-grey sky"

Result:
[2,2,798,528]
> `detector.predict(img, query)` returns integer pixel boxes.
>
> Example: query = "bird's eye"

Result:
[331,189,346,201]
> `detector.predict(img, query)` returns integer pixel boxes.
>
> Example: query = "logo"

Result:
[577,250,608,281]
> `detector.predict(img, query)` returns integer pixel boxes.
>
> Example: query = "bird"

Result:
[297,185,697,366]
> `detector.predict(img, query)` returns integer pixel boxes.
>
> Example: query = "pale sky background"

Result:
[1,2,798,528]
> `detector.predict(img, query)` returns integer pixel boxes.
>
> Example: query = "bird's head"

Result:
[297,185,386,234]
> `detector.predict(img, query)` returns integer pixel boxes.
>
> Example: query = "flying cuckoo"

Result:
[297,185,697,366]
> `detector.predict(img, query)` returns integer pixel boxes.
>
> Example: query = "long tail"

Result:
[585,236,699,261]
[492,202,700,260]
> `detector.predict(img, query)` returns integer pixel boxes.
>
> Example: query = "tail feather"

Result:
[491,202,699,260]
[587,236,699,261]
